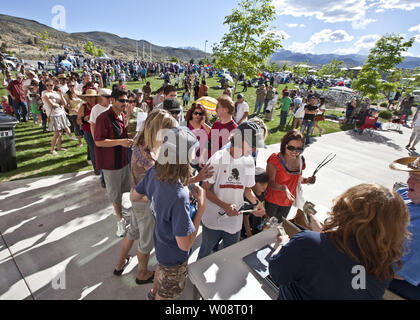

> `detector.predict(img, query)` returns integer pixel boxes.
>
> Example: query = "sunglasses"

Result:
[68,85,75,87]
[286,145,304,153]
[170,110,181,115]
[46,84,54,87]
[193,112,203,116]
[128,100,137,103]
[117,98,129,103]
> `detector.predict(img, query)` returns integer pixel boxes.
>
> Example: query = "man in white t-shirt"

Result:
[198,121,266,259]
[89,88,112,188]
[234,94,249,125]
[407,106,420,151]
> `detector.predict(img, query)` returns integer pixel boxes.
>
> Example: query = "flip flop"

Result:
[113,256,131,276]
[135,272,155,285]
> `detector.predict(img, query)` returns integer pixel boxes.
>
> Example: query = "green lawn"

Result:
[0,73,348,183]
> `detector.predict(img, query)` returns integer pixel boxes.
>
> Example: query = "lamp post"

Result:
[204,40,208,56]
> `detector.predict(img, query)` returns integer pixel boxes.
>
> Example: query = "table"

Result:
[187,204,330,300]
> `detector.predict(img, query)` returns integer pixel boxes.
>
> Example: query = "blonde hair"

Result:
[322,183,410,281]
[217,95,235,115]
[134,109,177,152]
[155,162,192,185]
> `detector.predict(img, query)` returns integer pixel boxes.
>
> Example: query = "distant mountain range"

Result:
[271,49,420,69]
[0,14,206,61]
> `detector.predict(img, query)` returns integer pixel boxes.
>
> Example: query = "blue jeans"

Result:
[254,100,264,115]
[197,224,241,260]
[263,99,271,113]
[83,131,96,170]
[403,108,411,125]
[300,119,315,144]
[280,110,289,126]
[13,100,28,122]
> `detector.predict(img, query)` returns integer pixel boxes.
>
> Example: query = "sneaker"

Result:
[87,160,92,165]
[69,136,77,141]
[116,219,127,237]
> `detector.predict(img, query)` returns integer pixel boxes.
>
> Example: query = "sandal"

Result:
[135,272,155,285]
[113,256,131,276]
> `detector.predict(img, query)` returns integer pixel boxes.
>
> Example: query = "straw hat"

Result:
[78,89,99,100]
[98,88,112,98]
[58,74,67,79]
[389,157,420,172]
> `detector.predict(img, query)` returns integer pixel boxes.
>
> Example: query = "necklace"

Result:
[280,153,299,171]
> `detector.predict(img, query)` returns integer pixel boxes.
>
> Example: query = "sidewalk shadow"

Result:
[345,130,403,151]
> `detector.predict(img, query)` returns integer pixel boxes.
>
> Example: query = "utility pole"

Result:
[136,40,138,60]
[150,44,152,62]
[142,41,144,61]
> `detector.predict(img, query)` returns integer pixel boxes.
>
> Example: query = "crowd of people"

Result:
[1,60,419,301]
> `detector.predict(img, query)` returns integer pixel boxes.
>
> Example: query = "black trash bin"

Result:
[0,113,19,172]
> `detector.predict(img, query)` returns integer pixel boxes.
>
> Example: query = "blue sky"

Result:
[2,0,420,57]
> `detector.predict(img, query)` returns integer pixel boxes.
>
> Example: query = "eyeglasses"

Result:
[117,98,129,103]
[193,112,203,116]
[286,145,304,153]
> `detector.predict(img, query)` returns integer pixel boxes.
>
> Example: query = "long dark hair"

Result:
[185,103,209,124]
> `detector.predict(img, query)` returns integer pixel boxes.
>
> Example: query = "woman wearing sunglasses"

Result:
[185,103,211,164]
[265,129,315,220]
[41,79,77,155]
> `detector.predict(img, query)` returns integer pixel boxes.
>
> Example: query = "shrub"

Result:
[379,110,393,120]
[379,102,388,108]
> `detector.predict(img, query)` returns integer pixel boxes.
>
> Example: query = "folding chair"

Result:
[388,114,406,132]
[360,116,378,136]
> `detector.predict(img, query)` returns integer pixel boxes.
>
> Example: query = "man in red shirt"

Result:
[7,73,28,122]
[94,88,134,237]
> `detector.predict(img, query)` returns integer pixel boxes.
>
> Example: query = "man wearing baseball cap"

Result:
[234,94,249,125]
[389,157,420,299]
[7,73,28,122]
[163,98,182,123]
[198,121,266,259]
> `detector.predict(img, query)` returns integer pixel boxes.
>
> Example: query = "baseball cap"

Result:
[16,73,24,78]
[237,94,244,100]
[156,126,199,164]
[163,98,182,113]
[232,121,265,149]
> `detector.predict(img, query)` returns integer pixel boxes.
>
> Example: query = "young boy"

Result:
[198,121,266,259]
[242,167,270,238]
[131,126,206,300]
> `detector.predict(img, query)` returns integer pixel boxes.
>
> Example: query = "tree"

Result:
[83,41,105,58]
[36,30,49,59]
[264,62,278,73]
[170,56,179,63]
[212,0,283,95]
[353,34,414,99]
[317,59,344,78]
[190,58,194,64]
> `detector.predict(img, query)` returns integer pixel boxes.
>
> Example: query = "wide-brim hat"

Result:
[98,88,112,98]
[58,74,67,79]
[78,89,99,100]
[389,157,420,172]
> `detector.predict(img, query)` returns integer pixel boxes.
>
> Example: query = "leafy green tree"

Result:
[190,58,194,64]
[84,41,105,58]
[293,63,309,78]
[36,30,49,58]
[353,34,414,99]
[212,0,283,95]
[317,59,343,78]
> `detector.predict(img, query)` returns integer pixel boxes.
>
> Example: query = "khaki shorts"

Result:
[126,194,155,254]
[102,165,131,205]
[157,262,188,300]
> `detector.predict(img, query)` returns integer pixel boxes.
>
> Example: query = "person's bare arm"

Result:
[201,181,239,216]
[90,123,96,140]
[238,112,249,125]
[130,188,148,203]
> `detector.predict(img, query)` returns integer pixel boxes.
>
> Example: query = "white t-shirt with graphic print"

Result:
[202,148,255,234]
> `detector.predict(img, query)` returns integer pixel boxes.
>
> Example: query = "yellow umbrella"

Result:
[195,96,218,115]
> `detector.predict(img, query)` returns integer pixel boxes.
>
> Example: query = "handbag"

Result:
[293,155,305,210]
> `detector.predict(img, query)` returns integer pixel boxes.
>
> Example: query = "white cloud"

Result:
[352,17,376,29]
[409,24,420,33]
[377,0,420,11]
[415,35,420,44]
[285,23,306,28]
[273,0,372,28]
[334,34,381,55]
[267,30,291,40]
[287,29,354,53]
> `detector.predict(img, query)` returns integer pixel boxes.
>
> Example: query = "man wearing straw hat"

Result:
[389,157,420,299]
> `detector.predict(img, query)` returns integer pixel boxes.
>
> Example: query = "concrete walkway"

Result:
[0,123,416,300]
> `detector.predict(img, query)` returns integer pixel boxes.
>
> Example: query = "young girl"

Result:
[182,88,190,107]
[131,126,205,300]
[28,81,42,125]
